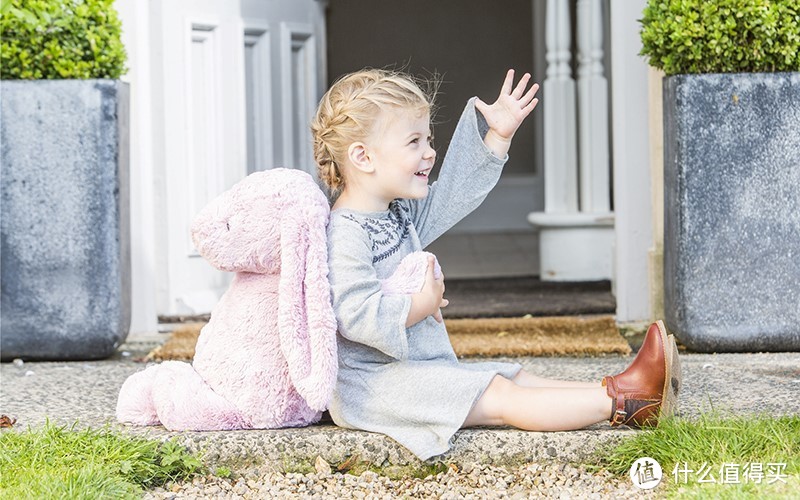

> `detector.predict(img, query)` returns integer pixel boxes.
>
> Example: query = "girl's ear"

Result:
[347,142,375,174]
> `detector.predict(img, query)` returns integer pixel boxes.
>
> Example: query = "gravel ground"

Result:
[144,462,660,499]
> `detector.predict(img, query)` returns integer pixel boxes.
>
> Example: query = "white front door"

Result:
[150,0,327,316]
[241,0,327,177]
[151,0,245,316]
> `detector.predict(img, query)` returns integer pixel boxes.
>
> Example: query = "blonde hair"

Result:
[311,69,435,193]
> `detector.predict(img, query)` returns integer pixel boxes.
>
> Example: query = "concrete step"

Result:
[2,337,797,473]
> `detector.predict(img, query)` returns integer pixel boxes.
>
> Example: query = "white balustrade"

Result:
[528,0,614,281]
[543,0,578,213]
[577,0,610,213]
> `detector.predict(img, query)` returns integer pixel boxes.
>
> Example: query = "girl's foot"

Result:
[602,320,681,428]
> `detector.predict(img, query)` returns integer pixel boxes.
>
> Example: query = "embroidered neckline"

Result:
[339,202,411,264]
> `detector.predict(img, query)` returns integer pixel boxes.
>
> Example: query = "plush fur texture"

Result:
[116,168,441,431]
[381,251,442,295]
[117,169,338,430]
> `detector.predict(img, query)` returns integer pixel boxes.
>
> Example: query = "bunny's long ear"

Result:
[277,204,338,411]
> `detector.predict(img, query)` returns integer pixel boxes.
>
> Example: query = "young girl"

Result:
[311,68,680,460]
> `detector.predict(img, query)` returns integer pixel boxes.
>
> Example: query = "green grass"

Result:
[0,421,205,499]
[593,413,799,498]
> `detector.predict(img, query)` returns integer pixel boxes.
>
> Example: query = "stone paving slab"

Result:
[2,338,798,472]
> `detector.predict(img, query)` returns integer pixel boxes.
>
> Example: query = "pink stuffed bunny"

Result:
[381,252,442,295]
[116,168,442,431]
[117,169,337,429]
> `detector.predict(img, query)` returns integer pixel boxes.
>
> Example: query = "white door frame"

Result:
[610,0,654,322]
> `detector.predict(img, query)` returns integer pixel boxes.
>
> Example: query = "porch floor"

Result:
[427,230,540,279]
[428,231,616,318]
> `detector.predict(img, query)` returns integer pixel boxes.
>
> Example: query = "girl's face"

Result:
[367,108,436,205]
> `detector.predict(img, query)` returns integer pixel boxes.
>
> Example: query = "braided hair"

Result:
[311,69,436,194]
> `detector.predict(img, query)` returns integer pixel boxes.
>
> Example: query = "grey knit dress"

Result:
[326,98,522,460]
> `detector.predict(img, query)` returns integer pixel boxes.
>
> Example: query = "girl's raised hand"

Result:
[474,69,539,157]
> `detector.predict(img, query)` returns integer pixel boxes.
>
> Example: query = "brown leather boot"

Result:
[603,320,681,428]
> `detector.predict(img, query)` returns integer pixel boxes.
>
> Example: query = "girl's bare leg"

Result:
[512,369,601,389]
[463,375,611,431]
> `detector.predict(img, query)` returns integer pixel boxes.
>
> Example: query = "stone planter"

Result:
[1,80,131,360]
[663,72,800,352]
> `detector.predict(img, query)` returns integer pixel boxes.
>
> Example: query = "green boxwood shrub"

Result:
[640,0,800,75]
[1,0,127,79]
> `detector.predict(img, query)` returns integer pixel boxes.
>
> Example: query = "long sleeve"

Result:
[400,97,508,248]
[326,216,411,360]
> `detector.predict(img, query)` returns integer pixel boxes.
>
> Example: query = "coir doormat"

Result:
[147,315,631,361]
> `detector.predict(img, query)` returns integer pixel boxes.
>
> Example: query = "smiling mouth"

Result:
[414,169,430,178]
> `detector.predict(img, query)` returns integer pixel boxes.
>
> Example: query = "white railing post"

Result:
[543,0,578,213]
[577,0,610,213]
[528,0,614,281]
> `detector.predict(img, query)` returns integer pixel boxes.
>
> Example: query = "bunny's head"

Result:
[191,169,329,275]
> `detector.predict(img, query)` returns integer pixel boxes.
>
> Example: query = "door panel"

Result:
[244,24,272,174]
[241,0,327,176]
[153,0,327,316]
[282,22,317,176]
[154,0,246,315]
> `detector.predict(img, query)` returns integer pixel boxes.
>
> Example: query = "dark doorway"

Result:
[326,0,537,177]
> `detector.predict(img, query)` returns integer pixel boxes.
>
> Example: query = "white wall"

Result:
[116,0,159,334]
